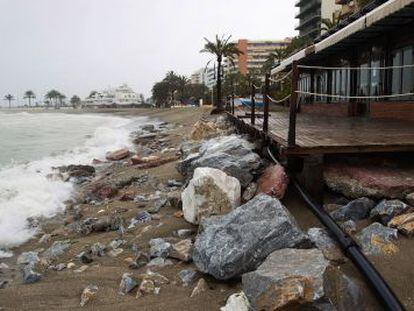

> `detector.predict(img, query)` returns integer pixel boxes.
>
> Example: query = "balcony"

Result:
[295,13,321,30]
[295,0,321,19]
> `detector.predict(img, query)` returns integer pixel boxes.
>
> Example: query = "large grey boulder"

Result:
[177,135,262,187]
[181,167,241,224]
[330,198,375,222]
[193,194,310,280]
[242,248,330,310]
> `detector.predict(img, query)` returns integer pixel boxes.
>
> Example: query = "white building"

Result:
[83,84,141,107]
[190,67,216,90]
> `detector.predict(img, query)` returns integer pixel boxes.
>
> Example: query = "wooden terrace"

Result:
[231,109,414,155]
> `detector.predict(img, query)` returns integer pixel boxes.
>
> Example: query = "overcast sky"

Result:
[0,0,296,106]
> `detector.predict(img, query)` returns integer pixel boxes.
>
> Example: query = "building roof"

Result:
[271,0,414,74]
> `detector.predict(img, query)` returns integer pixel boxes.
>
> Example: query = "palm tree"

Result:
[45,90,61,109]
[57,93,66,108]
[201,35,243,113]
[23,90,36,107]
[3,94,15,108]
[70,95,81,108]
[262,48,288,74]
[321,15,340,32]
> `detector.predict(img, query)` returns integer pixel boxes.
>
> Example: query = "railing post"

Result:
[288,61,299,147]
[251,84,256,125]
[263,73,270,133]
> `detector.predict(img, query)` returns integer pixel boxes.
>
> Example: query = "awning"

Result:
[271,0,414,75]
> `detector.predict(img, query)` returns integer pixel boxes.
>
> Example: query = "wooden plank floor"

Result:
[234,110,414,155]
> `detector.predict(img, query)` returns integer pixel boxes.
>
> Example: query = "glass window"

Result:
[402,47,414,94]
[357,64,369,97]
[391,50,402,94]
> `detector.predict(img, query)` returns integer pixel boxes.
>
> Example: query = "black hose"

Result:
[266,147,404,311]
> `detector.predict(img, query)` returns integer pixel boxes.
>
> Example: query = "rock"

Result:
[77,251,93,264]
[141,124,156,132]
[91,243,105,257]
[149,238,171,258]
[220,292,250,311]
[106,148,130,161]
[330,198,375,222]
[182,167,241,225]
[67,262,76,269]
[48,263,67,271]
[148,198,169,214]
[256,165,289,199]
[131,155,161,165]
[136,279,158,298]
[177,135,262,187]
[109,248,124,257]
[38,234,52,244]
[308,228,345,263]
[325,162,414,199]
[0,280,9,289]
[80,284,98,307]
[180,140,202,158]
[147,257,173,268]
[59,165,95,178]
[130,211,152,228]
[407,193,414,206]
[190,278,209,297]
[21,265,42,284]
[119,191,135,201]
[128,252,150,269]
[323,267,368,311]
[356,223,398,256]
[340,220,357,235]
[190,120,220,141]
[193,194,310,280]
[108,239,126,250]
[242,182,257,202]
[167,179,183,188]
[119,273,138,295]
[174,229,195,238]
[169,239,193,262]
[388,212,414,237]
[370,200,409,225]
[0,263,9,270]
[17,252,39,266]
[74,265,89,273]
[242,248,329,310]
[178,269,200,286]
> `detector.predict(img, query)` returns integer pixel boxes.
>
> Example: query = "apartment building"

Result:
[225,39,292,76]
[190,67,216,89]
[83,84,141,107]
[295,0,341,40]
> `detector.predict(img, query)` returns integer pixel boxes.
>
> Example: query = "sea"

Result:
[0,111,147,254]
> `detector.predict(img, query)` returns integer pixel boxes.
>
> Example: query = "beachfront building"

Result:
[83,84,142,108]
[224,39,292,76]
[190,67,216,89]
[295,0,342,40]
[273,0,414,121]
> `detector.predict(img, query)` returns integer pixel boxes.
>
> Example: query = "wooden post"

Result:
[263,74,270,133]
[251,84,256,125]
[288,61,299,147]
[231,93,235,115]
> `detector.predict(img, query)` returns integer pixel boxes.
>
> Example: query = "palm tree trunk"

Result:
[216,58,223,112]
[8,100,11,109]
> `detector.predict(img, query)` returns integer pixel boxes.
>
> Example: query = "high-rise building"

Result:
[225,39,292,76]
[190,67,216,89]
[295,0,341,40]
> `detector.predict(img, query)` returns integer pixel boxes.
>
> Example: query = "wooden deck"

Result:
[233,110,414,155]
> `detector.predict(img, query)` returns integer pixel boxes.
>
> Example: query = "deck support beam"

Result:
[296,154,324,205]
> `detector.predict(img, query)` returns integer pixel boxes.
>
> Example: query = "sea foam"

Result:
[0,113,147,248]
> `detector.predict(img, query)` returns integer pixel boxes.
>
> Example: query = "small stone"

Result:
[0,280,9,289]
[43,240,71,261]
[140,270,169,286]
[136,279,157,298]
[340,220,357,235]
[74,265,89,273]
[388,212,414,237]
[106,148,130,161]
[220,292,250,311]
[128,252,149,269]
[77,251,93,264]
[173,211,184,218]
[149,238,171,258]
[17,252,39,266]
[356,223,398,256]
[147,258,173,268]
[129,212,152,228]
[169,239,193,262]
[38,234,52,244]
[242,182,257,202]
[91,243,105,257]
[108,239,126,250]
[148,198,169,214]
[21,265,42,284]
[167,180,183,187]
[174,229,195,238]
[67,262,76,269]
[80,284,98,307]
[190,278,209,297]
[370,200,409,225]
[407,193,414,206]
[119,273,138,295]
[109,248,124,257]
[0,263,9,270]
[178,269,200,286]
[330,198,376,222]
[48,263,66,271]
